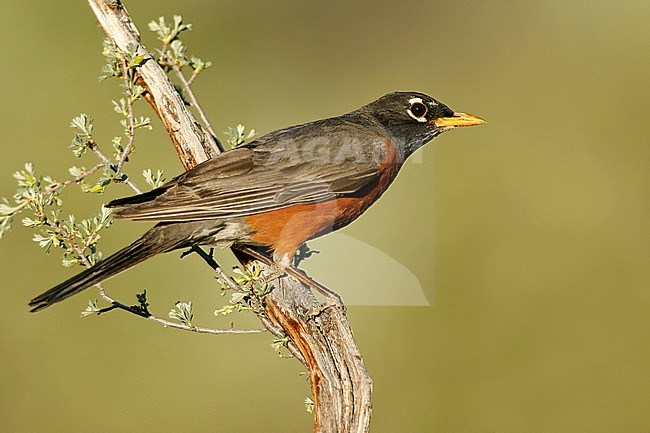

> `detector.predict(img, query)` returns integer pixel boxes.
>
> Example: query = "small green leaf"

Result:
[230,292,246,304]
[21,217,40,228]
[190,56,212,73]
[149,15,192,44]
[304,397,314,413]
[70,114,94,135]
[129,54,146,68]
[81,299,102,318]
[81,183,106,194]
[169,301,193,326]
[169,40,188,66]
[142,168,166,189]
[271,335,290,353]
[225,124,256,149]
[112,98,128,115]
[100,38,120,81]
[32,232,56,253]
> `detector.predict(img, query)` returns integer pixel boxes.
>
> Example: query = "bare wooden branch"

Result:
[87,1,373,431]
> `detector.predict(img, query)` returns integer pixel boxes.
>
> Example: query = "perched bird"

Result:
[29,92,484,312]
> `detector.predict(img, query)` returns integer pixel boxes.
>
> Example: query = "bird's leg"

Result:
[236,246,345,309]
[285,265,344,307]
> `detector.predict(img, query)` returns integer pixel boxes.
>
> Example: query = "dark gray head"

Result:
[358,91,485,156]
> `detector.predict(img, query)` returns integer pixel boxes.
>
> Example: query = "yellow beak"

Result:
[432,112,486,128]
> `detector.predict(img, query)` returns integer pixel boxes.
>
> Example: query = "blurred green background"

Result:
[2,1,650,432]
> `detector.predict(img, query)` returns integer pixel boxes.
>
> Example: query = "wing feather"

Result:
[108,118,392,222]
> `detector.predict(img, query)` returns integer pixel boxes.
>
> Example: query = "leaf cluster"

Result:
[224,124,256,149]
[2,14,266,337]
[169,300,194,326]
[215,263,273,317]
[149,15,211,74]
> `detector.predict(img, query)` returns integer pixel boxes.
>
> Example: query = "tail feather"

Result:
[28,225,186,312]
[106,186,168,209]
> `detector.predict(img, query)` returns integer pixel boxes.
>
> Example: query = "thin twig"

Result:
[87,136,142,194]
[186,69,199,86]
[95,282,266,335]
[45,162,104,193]
[82,216,106,251]
[172,65,224,152]
[116,59,137,172]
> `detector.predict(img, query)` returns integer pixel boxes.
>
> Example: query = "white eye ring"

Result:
[407,97,429,123]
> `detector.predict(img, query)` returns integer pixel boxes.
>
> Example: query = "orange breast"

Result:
[245,140,401,259]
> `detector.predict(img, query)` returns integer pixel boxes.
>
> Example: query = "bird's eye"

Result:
[409,102,428,118]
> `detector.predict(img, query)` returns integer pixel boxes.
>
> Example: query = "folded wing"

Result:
[107,119,389,222]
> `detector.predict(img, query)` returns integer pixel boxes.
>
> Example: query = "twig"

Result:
[172,65,224,152]
[45,162,104,193]
[94,283,266,335]
[87,136,141,193]
[116,58,137,172]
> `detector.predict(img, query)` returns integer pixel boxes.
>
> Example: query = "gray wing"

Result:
[108,118,391,222]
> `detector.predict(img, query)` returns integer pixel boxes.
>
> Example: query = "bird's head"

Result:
[361,91,485,157]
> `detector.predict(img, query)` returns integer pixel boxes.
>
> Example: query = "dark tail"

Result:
[105,186,167,208]
[29,225,187,312]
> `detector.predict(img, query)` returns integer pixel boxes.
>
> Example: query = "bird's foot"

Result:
[259,266,285,286]
[235,245,346,310]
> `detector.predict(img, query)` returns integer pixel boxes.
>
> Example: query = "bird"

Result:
[29,91,485,312]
